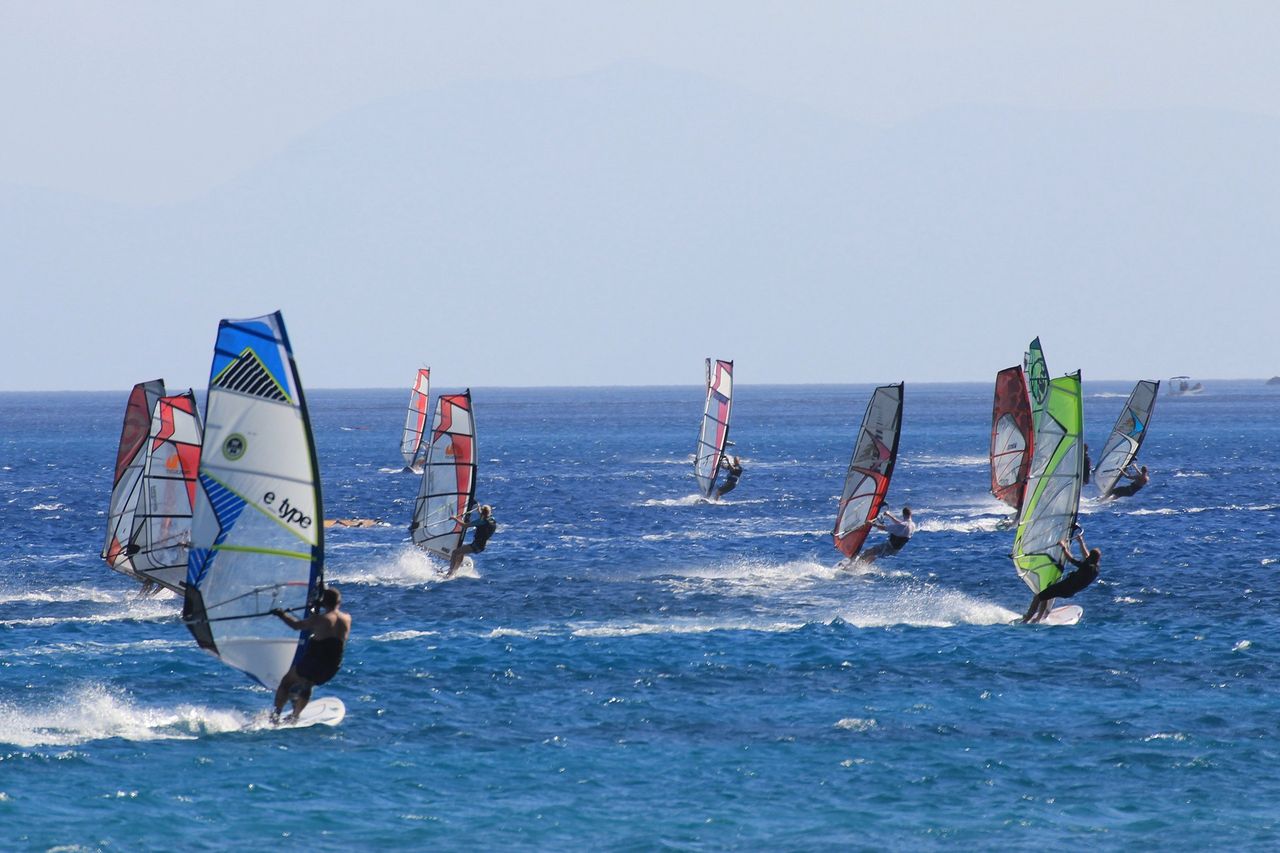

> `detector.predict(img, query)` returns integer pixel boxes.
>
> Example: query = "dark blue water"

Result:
[4,382,1280,849]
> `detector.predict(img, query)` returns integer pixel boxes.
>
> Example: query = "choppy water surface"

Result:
[3,382,1280,849]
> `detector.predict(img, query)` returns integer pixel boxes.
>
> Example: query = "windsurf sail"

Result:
[121,392,204,593]
[833,383,904,559]
[1094,380,1160,498]
[694,359,734,497]
[400,367,431,469]
[102,379,167,584]
[1012,371,1084,595]
[1024,337,1049,431]
[409,391,477,560]
[990,366,1034,510]
[183,312,324,690]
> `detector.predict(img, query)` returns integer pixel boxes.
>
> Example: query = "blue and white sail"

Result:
[183,312,323,690]
[1094,380,1160,498]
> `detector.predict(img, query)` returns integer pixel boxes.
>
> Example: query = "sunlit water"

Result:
[3,382,1279,848]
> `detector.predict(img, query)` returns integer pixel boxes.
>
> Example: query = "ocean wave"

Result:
[0,684,248,748]
[31,503,65,512]
[0,638,188,661]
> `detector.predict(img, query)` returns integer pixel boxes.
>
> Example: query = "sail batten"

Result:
[1012,371,1084,595]
[410,391,477,559]
[1094,380,1160,498]
[183,312,323,690]
[833,383,903,559]
[695,359,734,497]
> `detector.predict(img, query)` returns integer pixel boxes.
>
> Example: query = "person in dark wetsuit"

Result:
[447,504,497,578]
[715,455,743,498]
[1082,444,1093,486]
[1021,532,1101,624]
[1109,463,1149,499]
[270,586,351,722]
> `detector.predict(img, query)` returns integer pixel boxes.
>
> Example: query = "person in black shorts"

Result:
[715,455,743,498]
[448,504,497,577]
[270,586,351,722]
[1021,532,1101,623]
[1109,463,1149,499]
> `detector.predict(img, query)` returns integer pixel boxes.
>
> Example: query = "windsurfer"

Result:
[861,507,914,563]
[447,504,497,578]
[1021,533,1100,624]
[1108,463,1149,499]
[715,455,743,498]
[1082,444,1093,486]
[269,587,350,723]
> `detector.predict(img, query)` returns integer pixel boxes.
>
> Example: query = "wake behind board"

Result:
[280,696,345,728]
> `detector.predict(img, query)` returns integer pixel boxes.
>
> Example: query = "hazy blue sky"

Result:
[4,2,1279,390]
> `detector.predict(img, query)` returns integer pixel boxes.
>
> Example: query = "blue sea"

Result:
[4,381,1280,850]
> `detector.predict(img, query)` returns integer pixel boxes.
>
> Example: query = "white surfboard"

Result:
[1040,605,1083,626]
[281,696,346,728]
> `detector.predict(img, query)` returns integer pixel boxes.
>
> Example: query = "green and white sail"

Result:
[183,311,323,690]
[1012,371,1083,595]
[1094,380,1160,498]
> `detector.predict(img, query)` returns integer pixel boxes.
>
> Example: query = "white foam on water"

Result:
[834,717,877,732]
[0,684,248,748]
[0,595,178,628]
[0,584,122,606]
[486,627,544,639]
[907,454,988,469]
[329,546,476,586]
[837,583,1018,628]
[0,638,187,661]
[570,617,808,638]
[640,495,708,507]
[31,502,65,512]
[1232,640,1252,652]
[917,516,1004,534]
[371,629,438,642]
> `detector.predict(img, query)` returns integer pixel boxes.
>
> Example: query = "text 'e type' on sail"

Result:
[182,311,324,690]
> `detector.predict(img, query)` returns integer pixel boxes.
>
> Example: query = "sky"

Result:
[3,2,1279,391]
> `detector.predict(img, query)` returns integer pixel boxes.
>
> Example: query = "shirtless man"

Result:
[270,586,350,722]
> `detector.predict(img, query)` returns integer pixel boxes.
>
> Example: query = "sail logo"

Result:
[222,434,247,461]
[263,491,312,530]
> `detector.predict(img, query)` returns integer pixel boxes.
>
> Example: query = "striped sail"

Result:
[694,359,734,497]
[127,392,203,592]
[183,312,323,689]
[833,383,903,559]
[410,392,477,560]
[401,368,431,470]
[102,379,167,584]
[990,366,1034,510]
[1012,372,1084,594]
[1094,380,1160,498]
